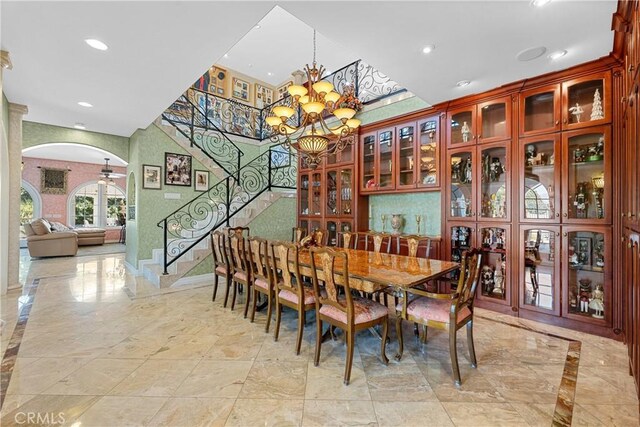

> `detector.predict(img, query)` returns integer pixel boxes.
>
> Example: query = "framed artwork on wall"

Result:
[40,168,68,195]
[232,77,250,102]
[277,81,293,100]
[142,164,162,190]
[194,65,227,97]
[255,84,274,108]
[194,170,209,192]
[165,152,192,186]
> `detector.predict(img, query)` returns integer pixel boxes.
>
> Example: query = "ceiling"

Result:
[2,1,617,138]
[23,143,128,167]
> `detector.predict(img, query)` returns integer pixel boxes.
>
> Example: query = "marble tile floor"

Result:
[0,253,637,426]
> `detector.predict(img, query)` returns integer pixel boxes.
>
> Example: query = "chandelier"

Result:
[265,30,361,169]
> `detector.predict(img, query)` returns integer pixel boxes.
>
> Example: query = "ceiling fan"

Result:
[97,158,126,184]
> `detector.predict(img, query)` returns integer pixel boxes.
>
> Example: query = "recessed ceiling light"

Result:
[74,123,86,130]
[223,53,229,58]
[267,72,273,76]
[85,39,108,51]
[548,49,567,60]
[456,80,471,87]
[422,44,436,54]
[516,46,547,62]
[77,101,93,108]
[254,25,261,29]
[531,0,552,7]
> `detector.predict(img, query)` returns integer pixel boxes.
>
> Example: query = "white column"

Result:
[0,50,13,295]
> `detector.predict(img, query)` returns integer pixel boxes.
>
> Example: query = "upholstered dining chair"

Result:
[311,228,328,246]
[292,227,307,244]
[210,230,231,303]
[309,246,389,385]
[395,248,482,386]
[271,241,318,355]
[367,232,392,253]
[248,237,275,332]
[227,226,250,238]
[337,231,358,249]
[398,235,432,258]
[228,232,253,317]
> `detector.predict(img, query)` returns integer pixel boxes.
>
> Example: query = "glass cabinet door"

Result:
[378,130,395,189]
[326,220,338,246]
[478,144,509,221]
[520,136,561,222]
[563,228,610,324]
[448,107,476,147]
[299,173,310,216]
[562,72,611,130]
[311,172,322,216]
[478,97,510,143]
[397,124,417,189]
[339,168,353,216]
[562,127,611,224]
[448,224,475,284]
[448,150,475,220]
[417,116,439,188]
[361,133,376,192]
[520,226,560,316]
[477,226,509,303]
[520,84,561,136]
[326,170,338,216]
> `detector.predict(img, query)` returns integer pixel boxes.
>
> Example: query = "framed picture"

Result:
[255,83,274,108]
[232,77,250,102]
[194,66,226,97]
[40,168,67,195]
[165,152,192,186]
[277,81,293,100]
[576,237,592,266]
[194,170,209,192]
[142,164,162,190]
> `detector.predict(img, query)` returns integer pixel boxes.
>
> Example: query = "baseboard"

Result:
[124,260,138,276]
[172,273,214,288]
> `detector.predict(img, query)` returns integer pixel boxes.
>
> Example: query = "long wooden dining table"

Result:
[292,248,460,293]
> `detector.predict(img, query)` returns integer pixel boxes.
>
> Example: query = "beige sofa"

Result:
[24,219,107,257]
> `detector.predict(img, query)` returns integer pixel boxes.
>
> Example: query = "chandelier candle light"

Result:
[265,30,361,169]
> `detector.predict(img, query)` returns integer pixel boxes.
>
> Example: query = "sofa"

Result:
[24,218,107,257]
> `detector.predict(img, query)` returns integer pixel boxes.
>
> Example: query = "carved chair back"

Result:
[270,241,304,298]
[339,231,358,249]
[401,235,432,258]
[292,227,307,244]
[211,230,229,269]
[248,236,273,285]
[367,232,391,253]
[228,233,250,276]
[311,228,327,246]
[454,248,483,317]
[309,246,354,321]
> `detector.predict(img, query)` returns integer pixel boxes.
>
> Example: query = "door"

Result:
[397,122,418,190]
[447,148,476,220]
[377,129,395,190]
[562,71,611,131]
[447,106,477,148]
[477,96,511,144]
[361,132,377,193]
[476,225,511,306]
[446,223,477,284]
[519,84,561,137]
[477,142,510,222]
[417,115,440,188]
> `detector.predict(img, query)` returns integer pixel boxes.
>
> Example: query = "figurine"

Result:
[458,227,469,246]
[481,265,495,294]
[594,240,605,268]
[549,153,555,165]
[482,154,491,183]
[494,229,505,249]
[525,144,537,166]
[579,279,592,312]
[591,89,604,120]
[492,259,505,296]
[461,121,471,142]
[569,288,578,308]
[451,227,459,243]
[482,228,494,248]
[574,146,586,163]
[569,102,584,123]
[574,182,590,218]
[490,157,505,182]
[569,252,581,267]
[452,159,462,182]
[463,158,473,184]
[589,284,605,318]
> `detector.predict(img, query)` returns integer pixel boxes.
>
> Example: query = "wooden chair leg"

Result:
[295,308,304,355]
[394,313,404,361]
[274,301,282,342]
[421,325,428,344]
[449,327,461,386]
[466,321,477,368]
[231,281,238,311]
[314,318,322,366]
[212,273,219,301]
[265,292,273,333]
[243,282,251,319]
[344,329,355,385]
[223,276,232,308]
[380,318,389,365]
[250,288,258,323]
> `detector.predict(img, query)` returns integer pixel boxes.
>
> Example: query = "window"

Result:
[524,180,551,219]
[69,183,126,228]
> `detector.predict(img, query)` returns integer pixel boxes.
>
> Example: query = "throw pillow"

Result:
[30,218,51,235]
[50,221,70,232]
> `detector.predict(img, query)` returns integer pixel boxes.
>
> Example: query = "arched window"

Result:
[524,180,551,219]
[68,182,126,228]
[20,180,42,224]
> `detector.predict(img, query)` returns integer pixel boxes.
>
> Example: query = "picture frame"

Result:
[277,81,293,100]
[232,77,250,102]
[576,237,592,266]
[255,83,274,108]
[142,164,162,190]
[194,66,226,97]
[194,170,209,192]
[164,152,192,186]
[40,168,68,195]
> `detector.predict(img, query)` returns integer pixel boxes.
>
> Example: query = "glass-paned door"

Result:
[311,172,322,216]
[448,107,476,147]
[448,149,474,219]
[361,133,376,191]
[326,220,338,246]
[448,224,475,284]
[520,136,560,222]
[418,117,439,188]
[478,144,508,221]
[478,98,510,143]
[378,130,394,189]
[520,226,560,316]
[326,170,338,216]
[520,84,561,136]
[562,72,611,130]
[299,173,310,216]
[397,124,416,189]
[339,168,353,216]
[477,226,509,303]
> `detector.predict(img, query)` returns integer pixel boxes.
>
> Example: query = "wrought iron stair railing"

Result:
[157,144,296,274]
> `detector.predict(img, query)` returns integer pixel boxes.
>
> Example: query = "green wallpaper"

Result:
[22,121,130,161]
[125,134,140,267]
[368,192,441,237]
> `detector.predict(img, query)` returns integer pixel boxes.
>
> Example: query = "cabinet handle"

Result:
[629,64,635,73]
[563,232,568,237]
[563,119,568,124]
[555,212,560,217]
[622,236,626,242]
[477,134,481,139]
[555,120,560,125]
[563,213,568,218]
[629,242,633,248]
[556,232,560,236]
[629,212,635,217]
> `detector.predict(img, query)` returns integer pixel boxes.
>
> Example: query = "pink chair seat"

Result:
[234,271,248,282]
[254,278,270,290]
[320,296,388,324]
[279,286,316,305]
[215,266,228,275]
[397,297,472,324]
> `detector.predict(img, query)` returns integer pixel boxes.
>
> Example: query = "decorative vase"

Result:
[391,214,404,235]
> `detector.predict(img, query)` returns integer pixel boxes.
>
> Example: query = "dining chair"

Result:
[395,248,482,386]
[309,246,389,385]
[210,230,231,303]
[248,237,275,332]
[367,232,392,253]
[228,232,253,317]
[338,231,358,249]
[292,227,306,244]
[271,241,318,355]
[397,235,432,258]
[227,226,250,238]
[311,228,328,246]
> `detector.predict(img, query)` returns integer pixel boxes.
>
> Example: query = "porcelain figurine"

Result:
[579,278,592,312]
[461,121,471,142]
[490,157,505,182]
[589,284,605,318]
[481,265,495,294]
[463,158,473,183]
[574,182,589,218]
[569,102,584,123]
[590,89,604,120]
[492,259,505,296]
[526,144,537,166]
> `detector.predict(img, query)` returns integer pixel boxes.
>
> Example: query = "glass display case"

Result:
[299,173,310,216]
[311,172,322,216]
[448,149,474,219]
[477,226,509,302]
[326,135,355,166]
[520,135,560,222]
[520,226,560,316]
[417,117,439,188]
[520,84,561,136]
[397,124,416,188]
[326,170,338,216]
[479,144,508,221]
[562,72,611,130]
[378,130,394,189]
[340,168,353,216]
[448,107,476,147]
[361,133,376,192]
[478,98,510,144]
[448,224,475,283]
